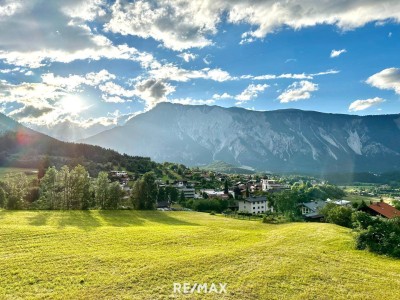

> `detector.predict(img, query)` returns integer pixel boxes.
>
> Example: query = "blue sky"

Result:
[0,0,400,136]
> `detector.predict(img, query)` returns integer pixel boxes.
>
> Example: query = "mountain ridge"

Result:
[81,103,400,174]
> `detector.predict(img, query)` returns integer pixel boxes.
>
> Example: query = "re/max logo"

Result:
[173,282,227,294]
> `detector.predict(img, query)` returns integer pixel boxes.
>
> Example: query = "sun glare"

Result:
[60,95,86,115]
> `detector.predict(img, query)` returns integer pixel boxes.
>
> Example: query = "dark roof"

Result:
[243,196,267,203]
[368,202,400,219]
[300,200,326,212]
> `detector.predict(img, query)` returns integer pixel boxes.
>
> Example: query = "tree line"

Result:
[0,166,182,211]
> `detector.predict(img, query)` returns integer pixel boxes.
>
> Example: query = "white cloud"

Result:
[235,84,269,103]
[178,52,198,62]
[105,0,219,51]
[0,69,124,124]
[134,78,176,109]
[170,98,215,106]
[104,1,400,49]
[366,67,400,94]
[101,95,126,103]
[348,97,385,112]
[0,0,153,68]
[242,69,339,81]
[330,49,347,58]
[278,81,318,103]
[148,64,234,82]
[99,81,135,98]
[213,93,233,99]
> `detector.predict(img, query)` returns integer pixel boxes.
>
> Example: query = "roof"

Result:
[368,202,400,219]
[300,200,326,212]
[242,196,267,203]
[326,199,351,206]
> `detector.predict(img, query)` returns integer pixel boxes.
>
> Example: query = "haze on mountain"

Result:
[81,103,400,174]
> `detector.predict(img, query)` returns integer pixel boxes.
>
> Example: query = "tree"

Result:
[0,188,6,208]
[4,174,29,209]
[58,165,71,209]
[131,172,158,210]
[322,204,353,228]
[39,167,58,209]
[224,180,229,194]
[95,171,109,209]
[233,186,242,199]
[169,187,179,203]
[37,155,50,180]
[245,186,250,198]
[180,190,186,203]
[69,165,90,210]
[273,190,301,214]
[158,187,166,202]
[107,182,123,209]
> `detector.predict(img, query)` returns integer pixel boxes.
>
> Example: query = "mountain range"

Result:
[81,103,400,174]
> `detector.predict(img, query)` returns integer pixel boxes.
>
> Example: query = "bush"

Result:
[321,204,353,228]
[355,217,400,258]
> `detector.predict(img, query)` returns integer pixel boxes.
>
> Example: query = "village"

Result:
[107,167,400,222]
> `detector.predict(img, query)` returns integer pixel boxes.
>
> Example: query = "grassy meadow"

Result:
[0,211,399,299]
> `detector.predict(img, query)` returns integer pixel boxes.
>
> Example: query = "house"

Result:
[109,171,128,177]
[364,202,400,219]
[238,196,272,214]
[261,179,290,192]
[201,189,234,199]
[299,200,326,220]
[174,181,196,199]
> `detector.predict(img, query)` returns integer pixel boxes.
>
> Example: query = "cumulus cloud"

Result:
[366,67,400,94]
[278,81,318,103]
[0,0,152,68]
[178,52,198,62]
[104,0,400,49]
[105,0,219,51]
[348,97,385,112]
[235,84,269,103]
[134,78,176,108]
[9,105,54,120]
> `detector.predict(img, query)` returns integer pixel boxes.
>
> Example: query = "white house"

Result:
[238,196,272,214]
[261,179,289,192]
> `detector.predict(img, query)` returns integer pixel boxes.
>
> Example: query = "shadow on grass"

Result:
[97,210,198,227]
[57,211,102,231]
[28,211,51,226]
[0,210,199,230]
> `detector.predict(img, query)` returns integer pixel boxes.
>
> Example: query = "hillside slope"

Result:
[0,112,157,174]
[0,211,399,299]
[82,103,400,173]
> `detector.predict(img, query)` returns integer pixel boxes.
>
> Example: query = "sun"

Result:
[59,95,86,115]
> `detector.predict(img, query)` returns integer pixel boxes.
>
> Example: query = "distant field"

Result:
[0,167,38,179]
[342,194,380,204]
[0,211,399,299]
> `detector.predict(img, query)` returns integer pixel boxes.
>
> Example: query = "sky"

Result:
[0,0,400,134]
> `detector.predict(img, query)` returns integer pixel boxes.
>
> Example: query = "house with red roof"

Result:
[365,202,400,219]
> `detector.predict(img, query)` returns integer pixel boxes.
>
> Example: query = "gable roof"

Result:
[300,200,326,212]
[242,196,267,203]
[368,202,400,219]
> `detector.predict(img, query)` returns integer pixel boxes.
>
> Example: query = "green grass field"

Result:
[0,211,399,299]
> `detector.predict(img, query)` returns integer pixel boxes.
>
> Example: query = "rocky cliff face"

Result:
[82,103,400,173]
